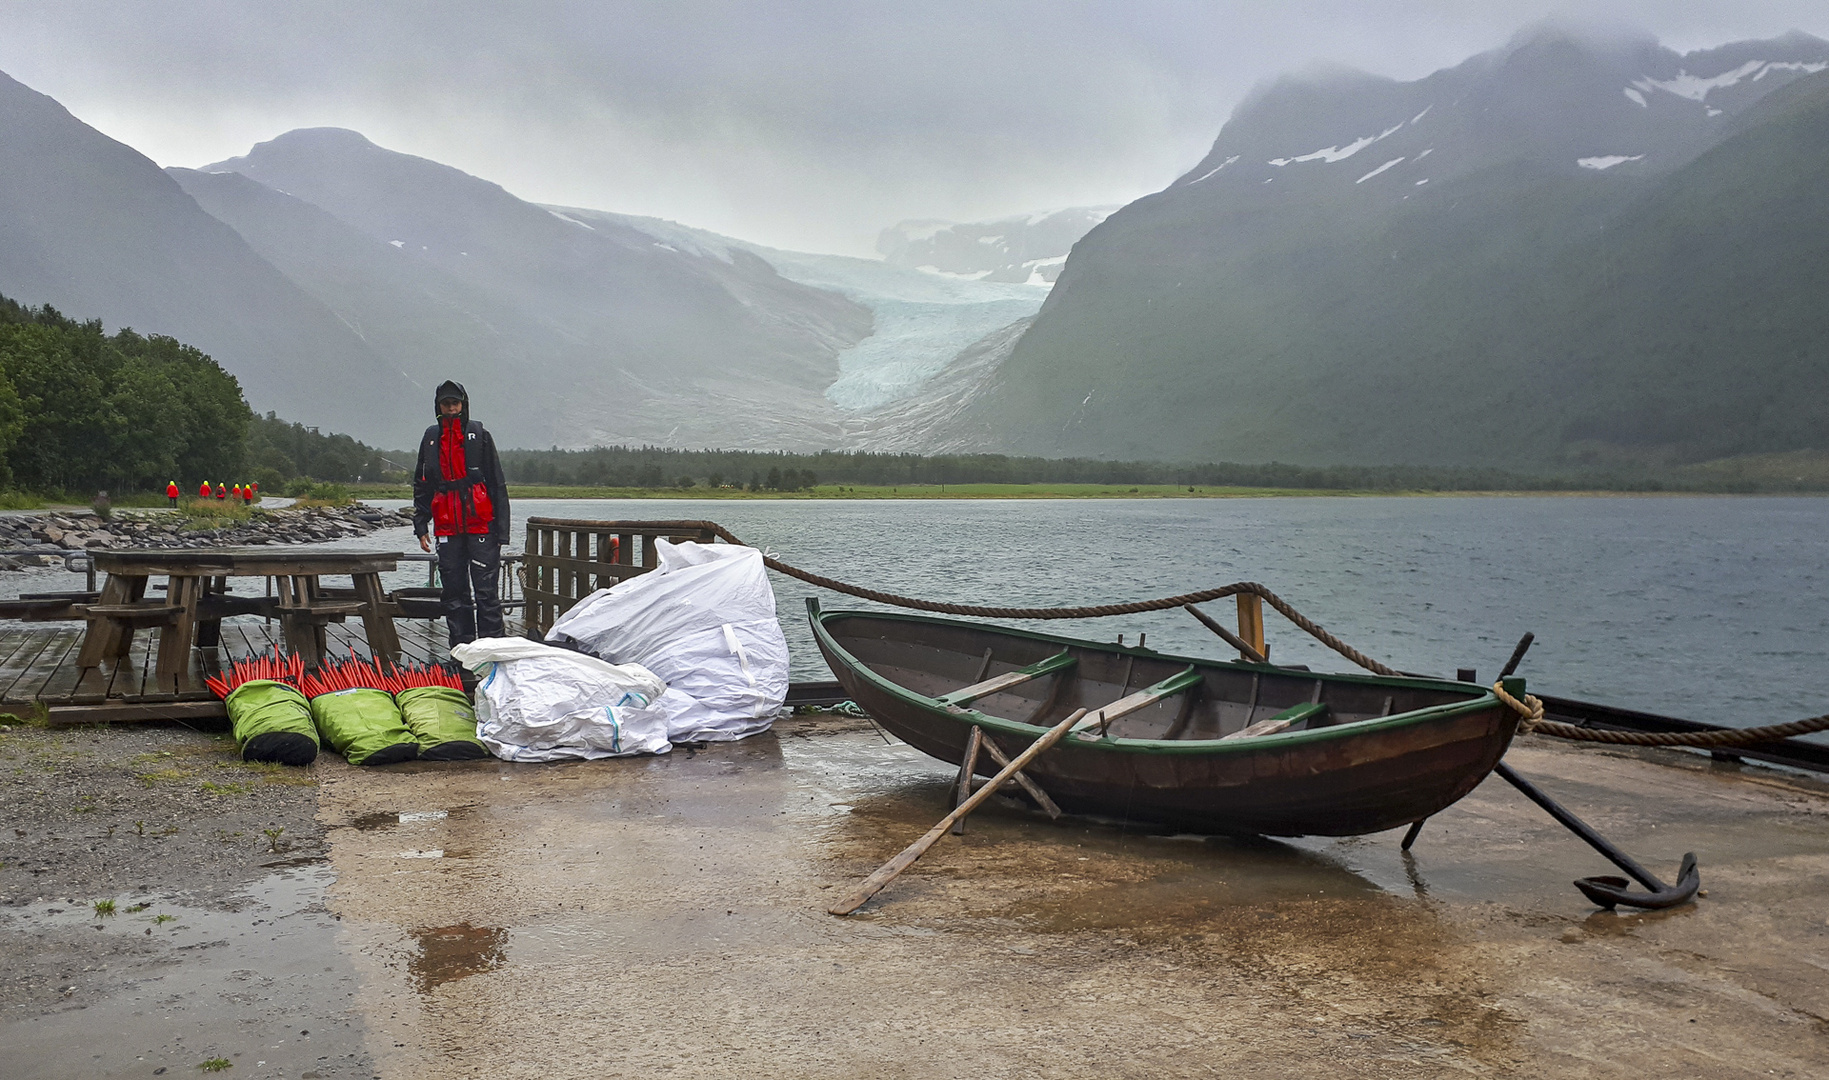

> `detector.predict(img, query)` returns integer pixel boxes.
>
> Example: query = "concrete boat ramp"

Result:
[4,718,1826,1079]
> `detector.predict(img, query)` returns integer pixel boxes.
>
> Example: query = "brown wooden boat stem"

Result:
[828,709,1089,916]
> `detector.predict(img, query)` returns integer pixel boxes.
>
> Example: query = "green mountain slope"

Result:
[967,47,1829,468]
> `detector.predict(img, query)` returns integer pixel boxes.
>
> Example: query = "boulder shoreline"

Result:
[0,504,416,570]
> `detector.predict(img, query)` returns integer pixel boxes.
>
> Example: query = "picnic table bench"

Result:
[65,549,404,693]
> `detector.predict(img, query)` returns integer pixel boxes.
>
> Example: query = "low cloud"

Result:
[2,0,1822,253]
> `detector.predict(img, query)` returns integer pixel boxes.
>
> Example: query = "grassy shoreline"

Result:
[7,483,1824,509]
[339,482,1822,501]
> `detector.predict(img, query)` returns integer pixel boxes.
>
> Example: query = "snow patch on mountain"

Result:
[1632,59,1828,103]
[1188,155,1240,184]
[1269,122,1404,167]
[1355,157,1405,183]
[547,208,596,231]
[1578,154,1645,170]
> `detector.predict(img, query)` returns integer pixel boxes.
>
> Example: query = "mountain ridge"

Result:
[0,72,418,444]
[959,28,1829,467]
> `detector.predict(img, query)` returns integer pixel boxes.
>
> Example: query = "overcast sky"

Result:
[2,1,1824,254]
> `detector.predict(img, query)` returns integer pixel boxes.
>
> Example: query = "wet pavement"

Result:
[8,719,1829,1078]
[3,866,369,1078]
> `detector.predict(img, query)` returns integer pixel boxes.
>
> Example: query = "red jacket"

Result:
[418,417,498,536]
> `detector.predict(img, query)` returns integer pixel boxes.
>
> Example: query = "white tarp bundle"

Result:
[546,540,788,742]
[450,637,673,761]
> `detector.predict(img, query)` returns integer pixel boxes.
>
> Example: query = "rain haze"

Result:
[3,0,1826,254]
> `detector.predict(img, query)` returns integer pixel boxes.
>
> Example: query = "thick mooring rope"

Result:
[705,524,1402,677]
[700,524,1829,751]
[1490,680,1829,747]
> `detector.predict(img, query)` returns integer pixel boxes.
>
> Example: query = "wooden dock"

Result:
[0,616,518,724]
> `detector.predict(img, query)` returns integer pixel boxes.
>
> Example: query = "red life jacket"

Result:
[430,417,494,535]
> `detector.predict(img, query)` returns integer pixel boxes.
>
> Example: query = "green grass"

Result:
[175,499,263,531]
[92,899,115,917]
[136,768,193,787]
[350,481,1409,501]
[198,1058,232,1072]
[198,780,256,796]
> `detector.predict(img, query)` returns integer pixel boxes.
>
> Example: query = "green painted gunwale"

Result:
[808,599,1512,756]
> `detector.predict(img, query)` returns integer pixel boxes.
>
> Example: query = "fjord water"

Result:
[465,495,1827,729]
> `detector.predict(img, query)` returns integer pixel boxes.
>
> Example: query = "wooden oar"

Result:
[828,708,1089,916]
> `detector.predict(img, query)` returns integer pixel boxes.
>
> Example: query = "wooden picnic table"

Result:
[76,548,403,692]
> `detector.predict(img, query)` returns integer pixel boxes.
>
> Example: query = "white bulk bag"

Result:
[546,540,788,742]
[450,637,672,761]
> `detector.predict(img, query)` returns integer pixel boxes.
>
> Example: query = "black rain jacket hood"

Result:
[433,380,470,424]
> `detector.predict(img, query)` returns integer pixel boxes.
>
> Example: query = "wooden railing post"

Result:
[1237,593,1266,661]
[520,518,730,638]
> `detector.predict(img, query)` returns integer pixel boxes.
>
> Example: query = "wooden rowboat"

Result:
[808,599,1524,837]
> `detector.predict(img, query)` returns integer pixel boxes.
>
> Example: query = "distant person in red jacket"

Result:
[412,381,510,647]
[166,480,179,508]
[243,483,254,506]
[198,480,211,499]
[215,483,227,501]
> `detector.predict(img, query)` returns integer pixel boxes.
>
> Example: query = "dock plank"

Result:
[0,628,72,701]
[0,613,526,708]
[29,629,90,704]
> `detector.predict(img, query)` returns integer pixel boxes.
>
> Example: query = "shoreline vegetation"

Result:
[347,482,1826,501]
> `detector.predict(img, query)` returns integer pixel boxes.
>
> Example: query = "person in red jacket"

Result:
[232,483,242,503]
[215,483,226,502]
[166,480,179,508]
[412,381,510,647]
[198,480,211,499]
[243,483,254,507]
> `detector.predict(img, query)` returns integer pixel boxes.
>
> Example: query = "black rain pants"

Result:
[436,532,503,647]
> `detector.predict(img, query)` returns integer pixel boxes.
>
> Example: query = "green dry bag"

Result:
[309,687,418,766]
[396,685,489,760]
[225,680,318,766]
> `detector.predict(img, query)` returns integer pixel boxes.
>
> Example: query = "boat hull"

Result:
[811,604,1520,837]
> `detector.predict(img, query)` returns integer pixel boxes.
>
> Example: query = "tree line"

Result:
[0,295,247,493]
[498,445,1661,492]
[0,294,395,495]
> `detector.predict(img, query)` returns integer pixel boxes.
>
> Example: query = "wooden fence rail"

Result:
[521,518,719,636]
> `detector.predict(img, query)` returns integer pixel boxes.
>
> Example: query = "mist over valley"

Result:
[1,18,1825,483]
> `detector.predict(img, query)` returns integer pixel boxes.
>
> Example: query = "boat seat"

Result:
[1222,701,1328,739]
[1073,666,1203,734]
[939,650,1076,708]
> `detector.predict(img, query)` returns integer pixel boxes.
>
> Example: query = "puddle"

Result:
[0,865,371,1079]
[407,923,509,992]
[342,806,471,832]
